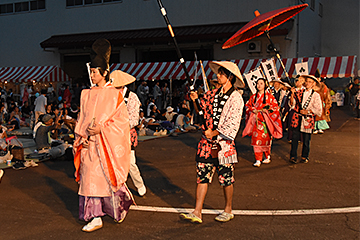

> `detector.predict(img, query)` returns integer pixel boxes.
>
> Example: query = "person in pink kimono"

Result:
[180,61,244,223]
[242,78,283,167]
[73,39,133,232]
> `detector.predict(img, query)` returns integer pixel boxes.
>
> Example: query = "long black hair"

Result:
[253,78,269,105]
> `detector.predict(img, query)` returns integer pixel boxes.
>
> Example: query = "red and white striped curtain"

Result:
[0,66,71,83]
[110,55,357,80]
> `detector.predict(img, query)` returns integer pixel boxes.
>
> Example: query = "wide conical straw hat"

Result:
[110,70,136,87]
[209,61,245,88]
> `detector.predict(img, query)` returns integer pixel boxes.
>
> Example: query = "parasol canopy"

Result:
[222,4,308,49]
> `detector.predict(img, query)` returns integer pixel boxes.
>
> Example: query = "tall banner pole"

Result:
[156,0,204,118]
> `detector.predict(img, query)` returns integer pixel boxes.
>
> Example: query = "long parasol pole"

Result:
[265,30,291,82]
[156,0,204,118]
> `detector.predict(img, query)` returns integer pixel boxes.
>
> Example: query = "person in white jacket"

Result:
[111,70,146,196]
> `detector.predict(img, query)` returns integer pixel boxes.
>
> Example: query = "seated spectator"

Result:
[0,125,12,166]
[7,106,29,129]
[181,99,190,111]
[68,103,79,120]
[34,114,68,158]
[147,98,155,117]
[0,104,8,125]
[182,109,198,131]
[45,104,52,115]
[149,104,160,120]
[33,114,45,139]
[137,111,166,136]
[51,106,68,135]
[61,108,76,132]
[20,101,32,119]
[165,106,177,122]
[7,100,16,115]
[156,109,168,121]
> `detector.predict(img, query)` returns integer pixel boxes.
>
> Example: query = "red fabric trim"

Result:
[100,133,117,187]
[74,144,83,182]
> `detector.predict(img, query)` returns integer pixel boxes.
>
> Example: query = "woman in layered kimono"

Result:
[243,78,282,167]
[73,39,133,232]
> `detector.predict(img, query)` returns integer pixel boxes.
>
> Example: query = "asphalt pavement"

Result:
[0,106,359,240]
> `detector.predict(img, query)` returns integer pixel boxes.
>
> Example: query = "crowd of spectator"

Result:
[0,75,358,172]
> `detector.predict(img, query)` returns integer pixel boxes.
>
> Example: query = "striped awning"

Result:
[0,66,71,83]
[110,55,357,80]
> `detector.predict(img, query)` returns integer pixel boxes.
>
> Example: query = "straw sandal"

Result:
[215,212,234,222]
[179,213,202,224]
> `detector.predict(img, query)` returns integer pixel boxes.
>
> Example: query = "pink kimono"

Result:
[74,83,133,222]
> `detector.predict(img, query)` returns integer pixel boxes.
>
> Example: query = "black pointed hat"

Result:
[90,38,111,71]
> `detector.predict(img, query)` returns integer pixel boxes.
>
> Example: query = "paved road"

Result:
[0,106,359,240]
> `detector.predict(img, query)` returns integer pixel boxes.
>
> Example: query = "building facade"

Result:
[0,0,358,81]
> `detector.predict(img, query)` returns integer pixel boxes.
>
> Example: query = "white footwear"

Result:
[0,170,3,180]
[313,130,318,134]
[318,129,324,134]
[253,160,261,167]
[82,217,103,232]
[138,185,146,196]
[24,161,32,168]
[24,160,38,167]
[262,156,271,164]
[30,160,38,167]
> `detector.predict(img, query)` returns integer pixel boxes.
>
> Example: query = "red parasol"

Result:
[222,4,308,49]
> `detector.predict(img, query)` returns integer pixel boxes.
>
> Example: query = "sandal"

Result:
[215,212,234,222]
[290,157,297,164]
[179,213,202,224]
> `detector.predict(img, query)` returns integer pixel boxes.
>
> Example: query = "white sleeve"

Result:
[308,92,322,117]
[217,92,244,141]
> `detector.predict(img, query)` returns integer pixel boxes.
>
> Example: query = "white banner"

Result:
[295,62,309,75]
[261,58,278,83]
[244,67,264,94]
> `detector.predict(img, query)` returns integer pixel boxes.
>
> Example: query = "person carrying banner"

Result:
[111,70,147,197]
[180,61,244,223]
[242,78,282,167]
[73,39,133,232]
[289,75,322,164]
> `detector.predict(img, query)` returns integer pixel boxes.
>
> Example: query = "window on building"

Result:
[310,0,315,11]
[103,0,123,2]
[0,4,13,14]
[30,0,46,11]
[85,0,102,4]
[67,0,122,7]
[66,0,83,6]
[0,0,45,15]
[15,2,29,13]
[318,3,323,17]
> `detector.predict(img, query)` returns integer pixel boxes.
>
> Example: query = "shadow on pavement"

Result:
[131,156,199,208]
